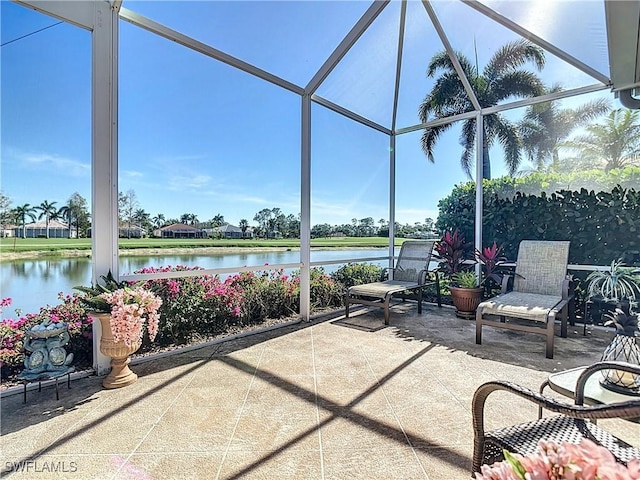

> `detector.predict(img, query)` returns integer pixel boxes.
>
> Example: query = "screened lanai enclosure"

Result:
[2,0,640,373]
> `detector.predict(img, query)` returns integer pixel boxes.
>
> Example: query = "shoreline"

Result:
[0,245,386,262]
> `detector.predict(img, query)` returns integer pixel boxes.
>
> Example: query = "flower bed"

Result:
[1,264,382,384]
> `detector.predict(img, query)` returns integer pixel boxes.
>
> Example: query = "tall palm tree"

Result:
[419,39,545,179]
[36,200,58,239]
[13,204,36,239]
[57,205,72,238]
[561,109,640,172]
[519,85,610,172]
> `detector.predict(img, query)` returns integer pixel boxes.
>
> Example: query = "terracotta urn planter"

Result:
[449,286,483,319]
[93,313,141,389]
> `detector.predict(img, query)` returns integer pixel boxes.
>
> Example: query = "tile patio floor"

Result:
[1,303,639,479]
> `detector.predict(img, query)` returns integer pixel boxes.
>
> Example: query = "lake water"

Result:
[0,249,394,317]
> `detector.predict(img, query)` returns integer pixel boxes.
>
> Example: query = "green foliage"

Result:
[452,271,478,288]
[74,271,129,313]
[330,263,383,288]
[436,173,640,266]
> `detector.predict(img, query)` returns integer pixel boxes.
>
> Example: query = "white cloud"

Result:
[168,174,212,190]
[8,149,90,177]
[123,170,143,178]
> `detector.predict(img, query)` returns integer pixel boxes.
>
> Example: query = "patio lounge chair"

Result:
[345,240,441,325]
[471,361,640,475]
[475,240,572,359]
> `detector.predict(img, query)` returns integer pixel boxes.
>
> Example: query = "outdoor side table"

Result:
[539,365,640,423]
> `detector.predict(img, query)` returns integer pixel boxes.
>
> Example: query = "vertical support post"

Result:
[91,1,120,375]
[389,134,396,275]
[300,95,312,321]
[474,113,483,280]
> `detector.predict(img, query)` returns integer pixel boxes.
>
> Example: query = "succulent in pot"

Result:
[452,271,479,289]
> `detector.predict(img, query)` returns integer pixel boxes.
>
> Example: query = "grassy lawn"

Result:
[0,236,404,253]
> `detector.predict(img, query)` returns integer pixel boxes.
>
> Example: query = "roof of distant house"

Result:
[22,220,69,229]
[159,223,202,232]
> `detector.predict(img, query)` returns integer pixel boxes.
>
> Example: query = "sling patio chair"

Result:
[344,240,441,325]
[472,361,640,475]
[476,240,572,359]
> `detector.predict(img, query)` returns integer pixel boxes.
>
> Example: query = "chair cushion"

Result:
[479,291,563,323]
[348,280,419,299]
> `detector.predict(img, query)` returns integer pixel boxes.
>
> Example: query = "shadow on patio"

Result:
[1,303,638,479]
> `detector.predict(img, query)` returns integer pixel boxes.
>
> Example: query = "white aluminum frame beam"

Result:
[311,94,391,135]
[463,0,611,86]
[13,0,94,30]
[300,95,312,321]
[396,83,608,136]
[474,114,483,280]
[118,7,304,96]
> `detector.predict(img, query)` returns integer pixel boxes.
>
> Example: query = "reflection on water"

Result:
[1,249,392,317]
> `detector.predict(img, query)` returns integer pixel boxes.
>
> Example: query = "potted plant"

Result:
[75,272,162,389]
[450,270,484,319]
[435,229,481,319]
[599,300,640,395]
[586,259,640,323]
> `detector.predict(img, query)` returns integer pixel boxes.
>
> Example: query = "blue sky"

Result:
[1,0,615,228]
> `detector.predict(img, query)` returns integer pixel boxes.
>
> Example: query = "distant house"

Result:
[1,224,16,238]
[118,226,146,238]
[155,223,204,239]
[206,224,252,239]
[14,220,73,238]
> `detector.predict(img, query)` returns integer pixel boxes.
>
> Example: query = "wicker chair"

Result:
[476,240,572,359]
[472,361,640,475]
[345,240,441,325]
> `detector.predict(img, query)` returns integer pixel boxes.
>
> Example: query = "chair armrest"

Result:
[500,275,512,294]
[561,277,572,301]
[472,380,640,442]
[382,268,391,281]
[574,361,640,405]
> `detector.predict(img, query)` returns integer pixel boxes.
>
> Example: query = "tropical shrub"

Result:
[330,263,383,288]
[436,184,640,266]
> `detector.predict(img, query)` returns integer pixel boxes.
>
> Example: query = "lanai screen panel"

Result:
[1,2,91,314]
[123,0,370,88]
[119,19,301,251]
[310,104,390,246]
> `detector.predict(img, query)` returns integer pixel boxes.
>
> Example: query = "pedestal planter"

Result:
[93,313,141,389]
[450,286,483,320]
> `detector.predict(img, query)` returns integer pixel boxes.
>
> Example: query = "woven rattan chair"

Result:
[476,240,572,359]
[345,240,441,325]
[472,361,640,475]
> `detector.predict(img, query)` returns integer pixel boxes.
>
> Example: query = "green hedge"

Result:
[436,183,640,266]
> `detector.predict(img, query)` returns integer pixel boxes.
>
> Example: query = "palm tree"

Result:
[152,214,166,229]
[419,39,545,179]
[13,204,36,238]
[35,200,59,239]
[561,109,640,172]
[519,85,610,172]
[57,205,72,238]
[239,219,249,237]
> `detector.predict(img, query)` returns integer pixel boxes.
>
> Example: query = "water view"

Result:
[1,249,393,316]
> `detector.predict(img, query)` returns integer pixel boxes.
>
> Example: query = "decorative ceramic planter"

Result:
[450,286,483,320]
[600,334,640,395]
[93,313,141,389]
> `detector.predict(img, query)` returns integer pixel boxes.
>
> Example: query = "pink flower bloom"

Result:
[100,287,162,346]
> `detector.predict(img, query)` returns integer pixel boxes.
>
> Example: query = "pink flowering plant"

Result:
[477,439,640,480]
[99,287,162,347]
[75,271,162,348]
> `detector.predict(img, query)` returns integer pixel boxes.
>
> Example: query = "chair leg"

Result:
[345,294,350,318]
[546,312,556,359]
[475,308,483,345]
[384,294,391,325]
[560,305,568,338]
[417,287,423,314]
